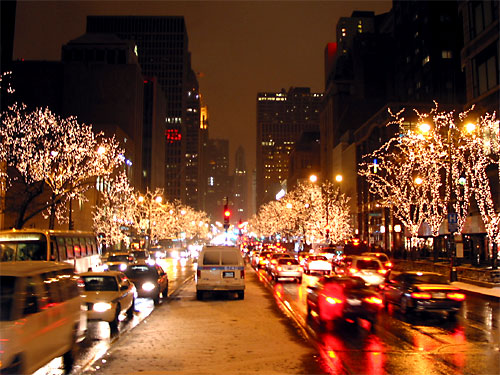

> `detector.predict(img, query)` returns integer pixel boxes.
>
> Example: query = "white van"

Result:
[0,261,86,374]
[195,246,245,300]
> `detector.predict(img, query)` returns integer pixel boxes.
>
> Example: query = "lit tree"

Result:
[92,171,136,250]
[0,103,122,228]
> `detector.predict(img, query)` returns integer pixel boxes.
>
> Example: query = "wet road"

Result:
[34,258,195,375]
[257,269,500,374]
[35,261,499,375]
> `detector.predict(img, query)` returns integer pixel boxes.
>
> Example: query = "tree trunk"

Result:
[49,193,56,229]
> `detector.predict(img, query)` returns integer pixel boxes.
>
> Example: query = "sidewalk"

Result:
[451,281,500,300]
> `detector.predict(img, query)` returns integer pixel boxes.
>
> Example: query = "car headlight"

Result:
[93,302,113,312]
[119,263,128,271]
[142,281,156,292]
[103,264,109,270]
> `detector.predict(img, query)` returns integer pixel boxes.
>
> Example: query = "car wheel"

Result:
[63,325,79,374]
[163,283,169,299]
[237,291,245,300]
[126,297,135,319]
[153,293,160,305]
[400,296,411,315]
[109,305,120,331]
[4,354,23,375]
[447,311,458,321]
[196,290,204,300]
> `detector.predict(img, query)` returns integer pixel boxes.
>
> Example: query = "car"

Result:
[150,245,166,259]
[254,250,273,269]
[129,249,152,263]
[79,271,136,331]
[336,255,387,286]
[196,246,245,300]
[303,255,332,275]
[0,261,86,374]
[306,275,383,330]
[271,257,303,283]
[103,251,134,272]
[266,252,293,273]
[124,262,169,304]
[361,252,393,270]
[382,271,466,319]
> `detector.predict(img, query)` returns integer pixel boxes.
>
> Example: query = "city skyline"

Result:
[13,0,393,178]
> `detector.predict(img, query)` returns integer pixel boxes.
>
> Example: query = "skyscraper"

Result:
[233,146,248,221]
[86,16,191,201]
[256,87,323,209]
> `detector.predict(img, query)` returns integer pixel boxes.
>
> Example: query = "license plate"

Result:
[347,298,361,306]
[433,292,445,299]
[223,271,235,278]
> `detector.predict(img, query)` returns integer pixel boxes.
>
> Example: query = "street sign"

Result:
[448,212,457,224]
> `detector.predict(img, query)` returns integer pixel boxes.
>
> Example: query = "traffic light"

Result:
[223,204,230,229]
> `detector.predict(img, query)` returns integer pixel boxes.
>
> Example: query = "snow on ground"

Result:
[83,270,323,375]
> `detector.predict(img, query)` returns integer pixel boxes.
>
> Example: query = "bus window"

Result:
[88,237,96,255]
[56,236,67,261]
[79,237,87,257]
[65,238,74,259]
[0,244,16,261]
[17,242,46,261]
[72,237,81,258]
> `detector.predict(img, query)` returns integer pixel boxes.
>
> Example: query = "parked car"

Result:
[103,251,134,272]
[271,257,302,283]
[361,252,393,270]
[306,275,383,330]
[125,262,169,304]
[196,246,245,300]
[336,255,386,286]
[303,255,332,275]
[0,261,86,374]
[382,271,466,319]
[79,271,136,331]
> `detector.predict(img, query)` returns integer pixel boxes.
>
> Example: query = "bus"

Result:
[0,229,102,273]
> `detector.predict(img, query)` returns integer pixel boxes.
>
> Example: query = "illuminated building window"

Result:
[442,50,452,59]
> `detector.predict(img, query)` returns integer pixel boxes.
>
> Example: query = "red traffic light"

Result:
[224,210,231,217]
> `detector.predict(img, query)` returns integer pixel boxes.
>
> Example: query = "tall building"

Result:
[184,66,202,210]
[233,146,248,222]
[86,16,191,201]
[256,87,323,209]
[458,0,499,114]
[205,139,231,223]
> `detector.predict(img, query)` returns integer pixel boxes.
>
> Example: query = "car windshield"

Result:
[82,276,118,291]
[126,265,157,278]
[356,259,381,270]
[107,255,129,262]
[0,276,16,321]
[408,274,448,284]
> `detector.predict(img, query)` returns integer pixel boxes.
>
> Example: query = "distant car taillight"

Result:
[447,292,465,301]
[377,269,388,275]
[385,262,392,268]
[363,296,383,305]
[411,292,432,299]
[349,268,358,274]
[326,296,342,305]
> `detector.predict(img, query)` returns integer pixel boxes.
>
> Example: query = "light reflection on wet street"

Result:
[257,268,500,374]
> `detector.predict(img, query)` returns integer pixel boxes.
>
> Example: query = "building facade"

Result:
[86,16,191,202]
[256,87,323,209]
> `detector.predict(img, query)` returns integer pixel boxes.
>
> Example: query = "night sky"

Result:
[13,0,392,177]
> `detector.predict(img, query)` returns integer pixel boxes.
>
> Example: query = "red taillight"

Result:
[411,292,432,299]
[385,262,392,268]
[447,292,465,301]
[326,296,342,305]
[377,269,387,275]
[196,269,201,278]
[241,269,245,279]
[364,296,383,305]
[277,266,282,271]
[349,268,358,274]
